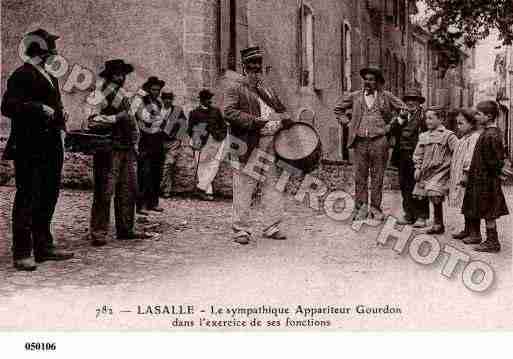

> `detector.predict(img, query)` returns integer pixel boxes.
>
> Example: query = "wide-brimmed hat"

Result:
[161,91,174,100]
[403,88,426,104]
[360,66,385,84]
[99,59,134,78]
[24,28,59,57]
[199,89,214,100]
[241,46,263,64]
[142,76,166,91]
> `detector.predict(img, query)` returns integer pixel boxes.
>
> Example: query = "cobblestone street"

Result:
[0,185,511,330]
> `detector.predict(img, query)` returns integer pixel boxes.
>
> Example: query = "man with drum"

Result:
[224,46,292,244]
[334,66,408,222]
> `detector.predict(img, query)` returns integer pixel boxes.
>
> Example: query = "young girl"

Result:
[462,100,509,252]
[413,106,458,234]
[448,109,481,240]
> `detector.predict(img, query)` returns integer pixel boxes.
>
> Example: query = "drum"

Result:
[273,122,321,173]
[64,130,112,155]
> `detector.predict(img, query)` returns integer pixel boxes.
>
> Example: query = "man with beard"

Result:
[224,46,292,244]
[85,59,152,247]
[334,66,407,223]
[1,29,74,270]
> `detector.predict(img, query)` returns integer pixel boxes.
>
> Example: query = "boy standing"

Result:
[413,106,458,234]
[462,101,509,252]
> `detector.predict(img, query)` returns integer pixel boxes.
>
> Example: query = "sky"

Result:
[472,32,502,80]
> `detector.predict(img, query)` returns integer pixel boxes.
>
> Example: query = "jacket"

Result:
[188,106,227,147]
[1,62,66,159]
[223,78,265,163]
[334,89,407,148]
[412,125,458,196]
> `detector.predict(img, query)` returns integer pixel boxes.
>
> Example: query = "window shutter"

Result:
[341,22,345,91]
[352,30,361,90]
[314,12,331,90]
[219,0,231,72]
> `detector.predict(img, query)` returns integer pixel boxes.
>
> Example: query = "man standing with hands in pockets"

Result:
[334,66,408,223]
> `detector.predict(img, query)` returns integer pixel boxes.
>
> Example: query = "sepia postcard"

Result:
[1,1,512,350]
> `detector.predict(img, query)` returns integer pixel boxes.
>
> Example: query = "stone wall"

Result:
[0,135,400,195]
[1,0,218,134]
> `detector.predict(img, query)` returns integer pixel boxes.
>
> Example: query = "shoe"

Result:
[148,206,165,213]
[413,218,427,228]
[233,232,250,245]
[196,188,214,201]
[474,241,501,253]
[136,208,150,216]
[426,225,445,234]
[370,210,386,222]
[35,250,74,263]
[352,207,368,222]
[463,219,482,244]
[91,238,107,247]
[14,257,37,271]
[396,216,414,225]
[118,231,154,240]
[263,230,287,240]
[463,236,483,245]
[136,216,152,224]
[474,227,501,253]
[452,230,469,240]
[452,218,470,240]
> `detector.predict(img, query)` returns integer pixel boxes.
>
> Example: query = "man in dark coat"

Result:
[1,29,74,270]
[135,76,166,213]
[188,89,227,200]
[85,59,152,247]
[334,66,408,222]
[390,87,429,227]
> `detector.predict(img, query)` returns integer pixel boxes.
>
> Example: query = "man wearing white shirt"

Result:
[334,66,407,222]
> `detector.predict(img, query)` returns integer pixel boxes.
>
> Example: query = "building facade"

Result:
[1,0,474,161]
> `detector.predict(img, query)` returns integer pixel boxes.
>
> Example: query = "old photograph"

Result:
[1,0,512,338]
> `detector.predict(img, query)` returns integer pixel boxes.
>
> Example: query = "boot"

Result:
[427,203,445,234]
[463,219,482,245]
[474,227,501,253]
[452,217,470,240]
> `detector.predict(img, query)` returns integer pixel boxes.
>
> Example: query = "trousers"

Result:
[232,136,284,235]
[138,150,164,209]
[398,149,429,220]
[353,136,389,212]
[12,146,63,259]
[90,150,137,240]
[196,136,226,195]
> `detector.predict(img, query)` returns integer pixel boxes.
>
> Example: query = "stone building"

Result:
[410,24,475,132]
[1,0,474,163]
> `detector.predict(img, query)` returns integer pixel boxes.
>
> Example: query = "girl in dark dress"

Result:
[462,101,509,253]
